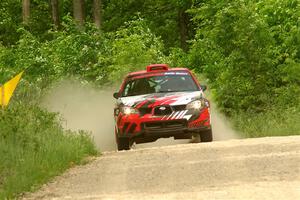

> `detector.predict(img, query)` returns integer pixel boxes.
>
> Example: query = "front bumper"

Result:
[118,119,211,144]
[116,107,211,141]
[141,119,209,136]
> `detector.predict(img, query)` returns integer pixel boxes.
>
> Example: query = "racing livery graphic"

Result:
[113,64,212,150]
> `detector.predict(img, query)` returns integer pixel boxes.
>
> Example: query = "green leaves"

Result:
[0,17,168,102]
[107,18,166,84]
[189,0,300,114]
[0,103,97,199]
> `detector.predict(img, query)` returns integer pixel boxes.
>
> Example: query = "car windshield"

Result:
[122,72,199,97]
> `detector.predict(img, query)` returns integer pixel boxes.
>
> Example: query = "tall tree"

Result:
[93,0,102,29]
[102,0,194,50]
[50,0,60,29]
[73,0,84,26]
[178,8,189,51]
[175,0,193,51]
[22,0,30,24]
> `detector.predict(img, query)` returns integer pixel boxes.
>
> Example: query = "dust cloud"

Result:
[41,80,117,152]
[210,102,241,141]
[41,80,239,152]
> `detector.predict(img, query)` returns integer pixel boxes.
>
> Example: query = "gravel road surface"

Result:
[24,136,300,200]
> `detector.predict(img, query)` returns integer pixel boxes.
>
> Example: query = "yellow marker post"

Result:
[0,84,4,109]
[0,71,24,107]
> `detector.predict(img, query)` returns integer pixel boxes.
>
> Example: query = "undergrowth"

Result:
[0,103,97,199]
[232,107,300,138]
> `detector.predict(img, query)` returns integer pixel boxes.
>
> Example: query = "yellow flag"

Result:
[0,71,24,107]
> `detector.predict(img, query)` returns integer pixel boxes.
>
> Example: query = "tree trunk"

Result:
[93,0,102,29]
[73,0,84,27]
[50,0,60,29]
[178,9,189,51]
[22,0,30,24]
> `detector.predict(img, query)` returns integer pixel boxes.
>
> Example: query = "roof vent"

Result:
[146,64,169,72]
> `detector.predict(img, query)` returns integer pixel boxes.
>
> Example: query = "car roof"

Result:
[127,67,190,77]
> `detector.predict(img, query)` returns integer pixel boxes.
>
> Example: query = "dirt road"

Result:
[25,136,300,200]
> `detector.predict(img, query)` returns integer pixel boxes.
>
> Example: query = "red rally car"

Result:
[113,64,212,150]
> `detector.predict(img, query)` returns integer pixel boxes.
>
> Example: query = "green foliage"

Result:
[166,47,190,68]
[102,0,194,49]
[0,0,53,45]
[28,0,52,38]
[0,0,22,45]
[1,18,167,89]
[189,0,300,116]
[232,107,300,138]
[0,103,97,199]
[0,0,194,49]
[106,18,167,83]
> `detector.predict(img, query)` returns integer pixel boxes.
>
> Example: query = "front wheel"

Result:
[117,137,130,151]
[200,129,213,142]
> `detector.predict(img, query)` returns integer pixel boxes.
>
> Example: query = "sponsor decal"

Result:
[183,115,192,120]
[164,72,189,75]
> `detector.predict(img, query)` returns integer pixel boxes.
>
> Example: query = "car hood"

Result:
[118,91,203,108]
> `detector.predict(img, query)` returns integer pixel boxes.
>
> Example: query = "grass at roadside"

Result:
[232,107,300,138]
[196,74,300,138]
[0,103,98,199]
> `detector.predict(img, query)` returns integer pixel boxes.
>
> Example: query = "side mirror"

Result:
[113,92,120,99]
[200,85,207,92]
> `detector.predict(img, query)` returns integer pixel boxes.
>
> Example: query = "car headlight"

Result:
[186,100,204,110]
[120,106,139,115]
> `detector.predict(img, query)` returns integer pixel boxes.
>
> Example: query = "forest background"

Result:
[0,0,299,198]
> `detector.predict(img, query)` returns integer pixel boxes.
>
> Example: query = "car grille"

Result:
[172,105,186,111]
[153,105,172,116]
[138,105,186,115]
[143,120,187,133]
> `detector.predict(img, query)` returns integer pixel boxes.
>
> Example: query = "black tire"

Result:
[200,129,213,142]
[117,137,130,151]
